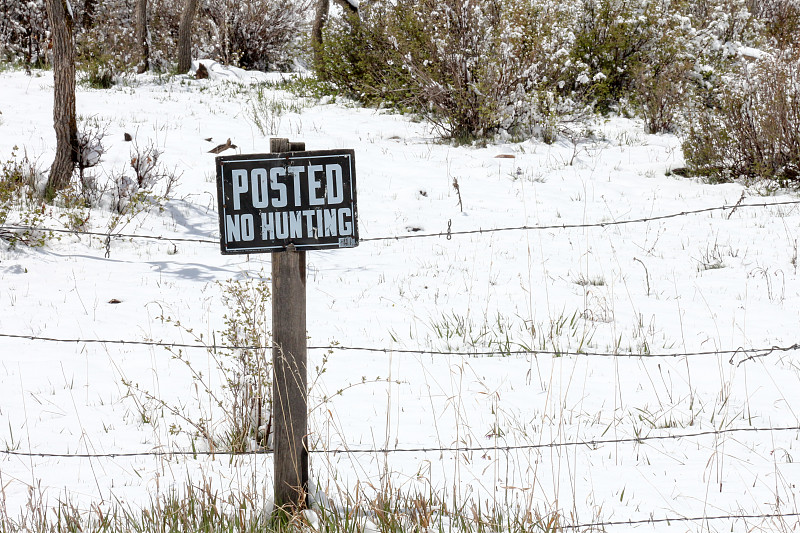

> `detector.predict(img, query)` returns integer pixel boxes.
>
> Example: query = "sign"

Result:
[216,149,358,254]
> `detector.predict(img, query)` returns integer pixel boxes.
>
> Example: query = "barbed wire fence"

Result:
[1,199,799,249]
[2,424,799,459]
[565,512,800,531]
[2,197,800,528]
[0,331,798,361]
[2,425,799,530]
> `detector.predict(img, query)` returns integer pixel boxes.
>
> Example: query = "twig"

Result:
[633,257,650,296]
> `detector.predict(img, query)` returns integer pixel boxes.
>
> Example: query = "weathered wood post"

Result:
[214,137,358,516]
[270,137,309,514]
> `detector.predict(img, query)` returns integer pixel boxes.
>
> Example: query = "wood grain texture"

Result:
[270,138,309,513]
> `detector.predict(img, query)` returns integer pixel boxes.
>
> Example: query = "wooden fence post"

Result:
[271,137,309,515]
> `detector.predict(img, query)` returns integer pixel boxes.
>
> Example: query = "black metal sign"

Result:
[216,150,358,254]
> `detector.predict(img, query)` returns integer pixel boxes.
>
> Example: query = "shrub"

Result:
[0,147,49,246]
[633,57,693,134]
[315,5,397,103]
[74,0,183,74]
[0,147,33,228]
[682,52,800,185]
[246,85,307,137]
[124,273,273,453]
[2,0,309,73]
[568,0,698,119]
[108,137,181,215]
[200,0,311,71]
[316,0,729,139]
[318,0,579,141]
[216,275,273,450]
[0,0,48,66]
[74,0,137,73]
[749,0,800,51]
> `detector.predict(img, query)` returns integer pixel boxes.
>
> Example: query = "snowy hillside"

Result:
[1,67,799,532]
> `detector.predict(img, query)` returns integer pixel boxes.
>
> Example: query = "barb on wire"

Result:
[2,199,799,246]
[730,345,780,366]
[727,191,746,220]
[2,425,798,459]
[0,332,798,360]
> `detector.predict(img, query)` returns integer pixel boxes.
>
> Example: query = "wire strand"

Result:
[0,332,797,359]
[2,199,799,245]
[2,425,797,459]
[362,199,800,241]
[565,512,800,530]
[0,224,219,244]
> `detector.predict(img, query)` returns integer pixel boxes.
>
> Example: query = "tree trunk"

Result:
[177,0,199,74]
[82,0,97,29]
[135,0,149,73]
[311,0,330,73]
[312,0,358,76]
[44,0,78,196]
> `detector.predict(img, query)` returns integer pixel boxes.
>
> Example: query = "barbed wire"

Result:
[2,425,798,459]
[2,199,799,247]
[0,332,239,350]
[313,425,800,455]
[0,331,797,360]
[565,511,800,530]
[362,199,800,242]
[314,343,800,363]
[0,449,254,459]
[0,224,219,244]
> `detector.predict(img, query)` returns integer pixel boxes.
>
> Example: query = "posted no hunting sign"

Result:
[216,149,359,254]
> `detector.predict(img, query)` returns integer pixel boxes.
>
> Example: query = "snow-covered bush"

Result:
[751,0,800,51]
[0,147,49,246]
[75,116,107,205]
[199,0,310,71]
[682,52,800,185]
[107,138,181,214]
[0,148,33,227]
[319,0,579,140]
[3,0,308,73]
[124,273,274,453]
[316,0,726,138]
[129,140,165,189]
[568,0,701,127]
[74,0,181,75]
[316,0,799,140]
[74,0,137,77]
[0,0,48,66]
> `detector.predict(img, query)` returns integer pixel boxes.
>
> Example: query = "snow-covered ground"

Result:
[1,67,799,531]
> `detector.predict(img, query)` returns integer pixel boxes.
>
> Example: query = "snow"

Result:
[1,67,800,531]
[190,59,279,83]
[738,46,770,61]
